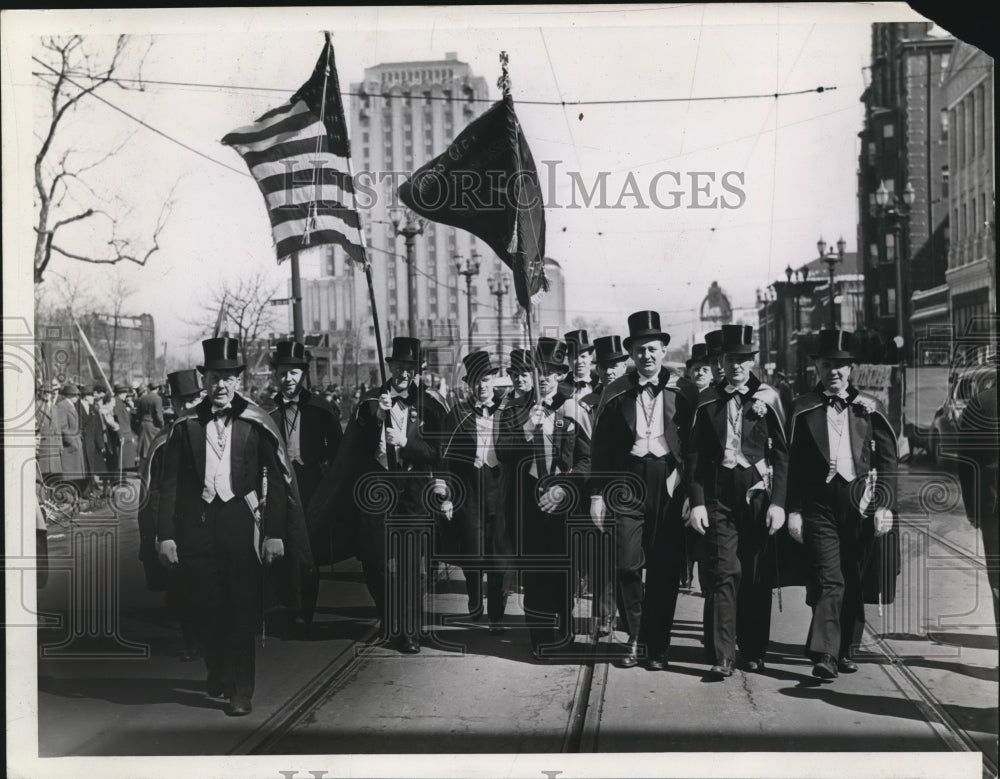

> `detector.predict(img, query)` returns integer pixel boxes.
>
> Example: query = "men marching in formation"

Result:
[38,314,908,716]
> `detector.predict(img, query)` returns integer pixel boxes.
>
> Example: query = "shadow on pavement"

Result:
[39,675,220,710]
[927,631,999,650]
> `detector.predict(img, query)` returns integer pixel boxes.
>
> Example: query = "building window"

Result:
[939,109,948,141]
[958,101,965,167]
[941,166,949,199]
[977,84,985,153]
[869,242,879,265]
[882,124,894,139]
[884,232,896,262]
[367,349,376,360]
[886,288,896,316]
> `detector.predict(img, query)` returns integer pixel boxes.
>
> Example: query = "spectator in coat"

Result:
[136,383,165,462]
[54,382,87,501]
[36,385,61,484]
[76,384,107,502]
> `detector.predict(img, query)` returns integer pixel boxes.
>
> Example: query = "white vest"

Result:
[202,416,235,502]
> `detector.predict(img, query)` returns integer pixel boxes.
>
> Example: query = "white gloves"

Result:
[787,512,804,544]
[538,484,567,514]
[687,505,709,535]
[590,495,605,529]
[158,539,179,566]
[262,537,285,565]
[874,508,893,537]
[766,505,786,535]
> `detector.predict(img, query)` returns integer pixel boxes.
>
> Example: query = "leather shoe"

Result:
[399,637,421,654]
[838,657,858,673]
[709,659,734,678]
[812,653,839,679]
[488,623,506,636]
[743,658,765,672]
[225,696,252,716]
[644,652,669,671]
[616,638,639,668]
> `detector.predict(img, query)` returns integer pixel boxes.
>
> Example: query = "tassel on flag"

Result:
[221,38,364,264]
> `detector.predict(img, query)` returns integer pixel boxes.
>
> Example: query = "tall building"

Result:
[857,22,954,365]
[942,41,995,344]
[296,52,539,386]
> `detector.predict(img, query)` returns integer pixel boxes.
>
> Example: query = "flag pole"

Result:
[324,32,389,389]
[499,51,542,393]
[72,315,112,394]
[212,293,228,339]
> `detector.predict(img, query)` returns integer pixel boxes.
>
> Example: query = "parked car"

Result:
[927,364,997,464]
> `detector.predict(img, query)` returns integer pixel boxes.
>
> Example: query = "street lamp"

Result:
[486,264,511,360]
[817,235,846,328]
[873,180,915,358]
[454,250,481,355]
[389,206,425,339]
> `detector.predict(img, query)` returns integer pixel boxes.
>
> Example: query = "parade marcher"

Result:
[786,330,899,680]
[268,340,343,632]
[704,330,725,386]
[156,337,312,716]
[136,383,165,462]
[590,312,693,670]
[955,380,999,629]
[685,325,789,678]
[54,382,87,502]
[678,341,715,592]
[77,384,107,505]
[496,338,590,660]
[308,337,444,654]
[563,330,598,405]
[506,349,535,402]
[578,334,630,636]
[437,350,513,634]
[110,384,139,472]
[138,369,204,661]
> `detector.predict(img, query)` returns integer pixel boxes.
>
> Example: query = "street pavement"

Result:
[33,457,997,765]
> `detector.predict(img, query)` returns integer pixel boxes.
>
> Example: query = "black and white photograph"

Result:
[2,4,997,778]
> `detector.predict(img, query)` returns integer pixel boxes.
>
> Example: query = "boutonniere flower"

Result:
[748,399,768,418]
[852,396,876,416]
[408,408,419,423]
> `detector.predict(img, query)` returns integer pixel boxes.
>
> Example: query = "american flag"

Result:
[222,37,364,263]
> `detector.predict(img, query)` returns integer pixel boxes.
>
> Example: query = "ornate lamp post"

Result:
[389,206,425,339]
[873,180,915,356]
[454,250,481,354]
[817,235,847,328]
[486,265,511,360]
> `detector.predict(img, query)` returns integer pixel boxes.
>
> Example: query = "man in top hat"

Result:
[436,350,514,633]
[506,349,535,404]
[268,339,343,631]
[786,329,898,680]
[563,330,597,405]
[685,324,789,678]
[496,337,591,660]
[156,337,312,715]
[590,312,693,669]
[308,336,444,654]
[136,382,165,463]
[138,368,203,660]
[577,334,630,635]
[704,330,726,387]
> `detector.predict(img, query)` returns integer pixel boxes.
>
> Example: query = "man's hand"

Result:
[766,505,786,535]
[687,505,709,535]
[787,511,804,544]
[386,428,407,447]
[874,508,893,537]
[158,539,179,566]
[538,484,567,514]
[441,500,454,521]
[590,495,606,529]
[378,393,393,412]
[262,537,285,565]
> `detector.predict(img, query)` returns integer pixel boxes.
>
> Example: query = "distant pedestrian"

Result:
[109,385,139,472]
[136,383,165,462]
[54,382,87,503]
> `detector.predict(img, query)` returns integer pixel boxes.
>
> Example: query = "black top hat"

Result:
[623,311,671,349]
[462,350,499,383]
[198,337,245,373]
[564,330,595,357]
[719,324,757,355]
[167,369,202,400]
[810,329,856,361]
[686,342,711,367]
[77,384,95,395]
[271,340,309,368]
[594,334,628,365]
[508,348,533,373]
[60,382,80,397]
[385,336,422,365]
[113,384,130,394]
[705,329,724,357]
[534,338,570,372]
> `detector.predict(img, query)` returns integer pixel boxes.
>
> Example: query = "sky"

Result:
[3,3,941,367]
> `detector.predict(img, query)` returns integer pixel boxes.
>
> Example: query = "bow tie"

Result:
[213,406,233,420]
[724,384,750,396]
[473,402,495,416]
[824,392,849,411]
[575,381,590,390]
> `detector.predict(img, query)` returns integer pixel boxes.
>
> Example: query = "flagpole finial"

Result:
[498,51,511,99]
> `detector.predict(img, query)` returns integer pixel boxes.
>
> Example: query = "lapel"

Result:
[710,391,729,448]
[231,417,250,476]
[804,399,830,462]
[187,417,207,481]
[622,374,640,434]
[659,379,682,456]
[846,389,868,467]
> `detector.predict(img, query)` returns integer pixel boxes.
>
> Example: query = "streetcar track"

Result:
[867,626,998,778]
[898,517,988,571]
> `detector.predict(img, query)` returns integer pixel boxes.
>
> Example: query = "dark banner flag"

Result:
[397,99,547,310]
